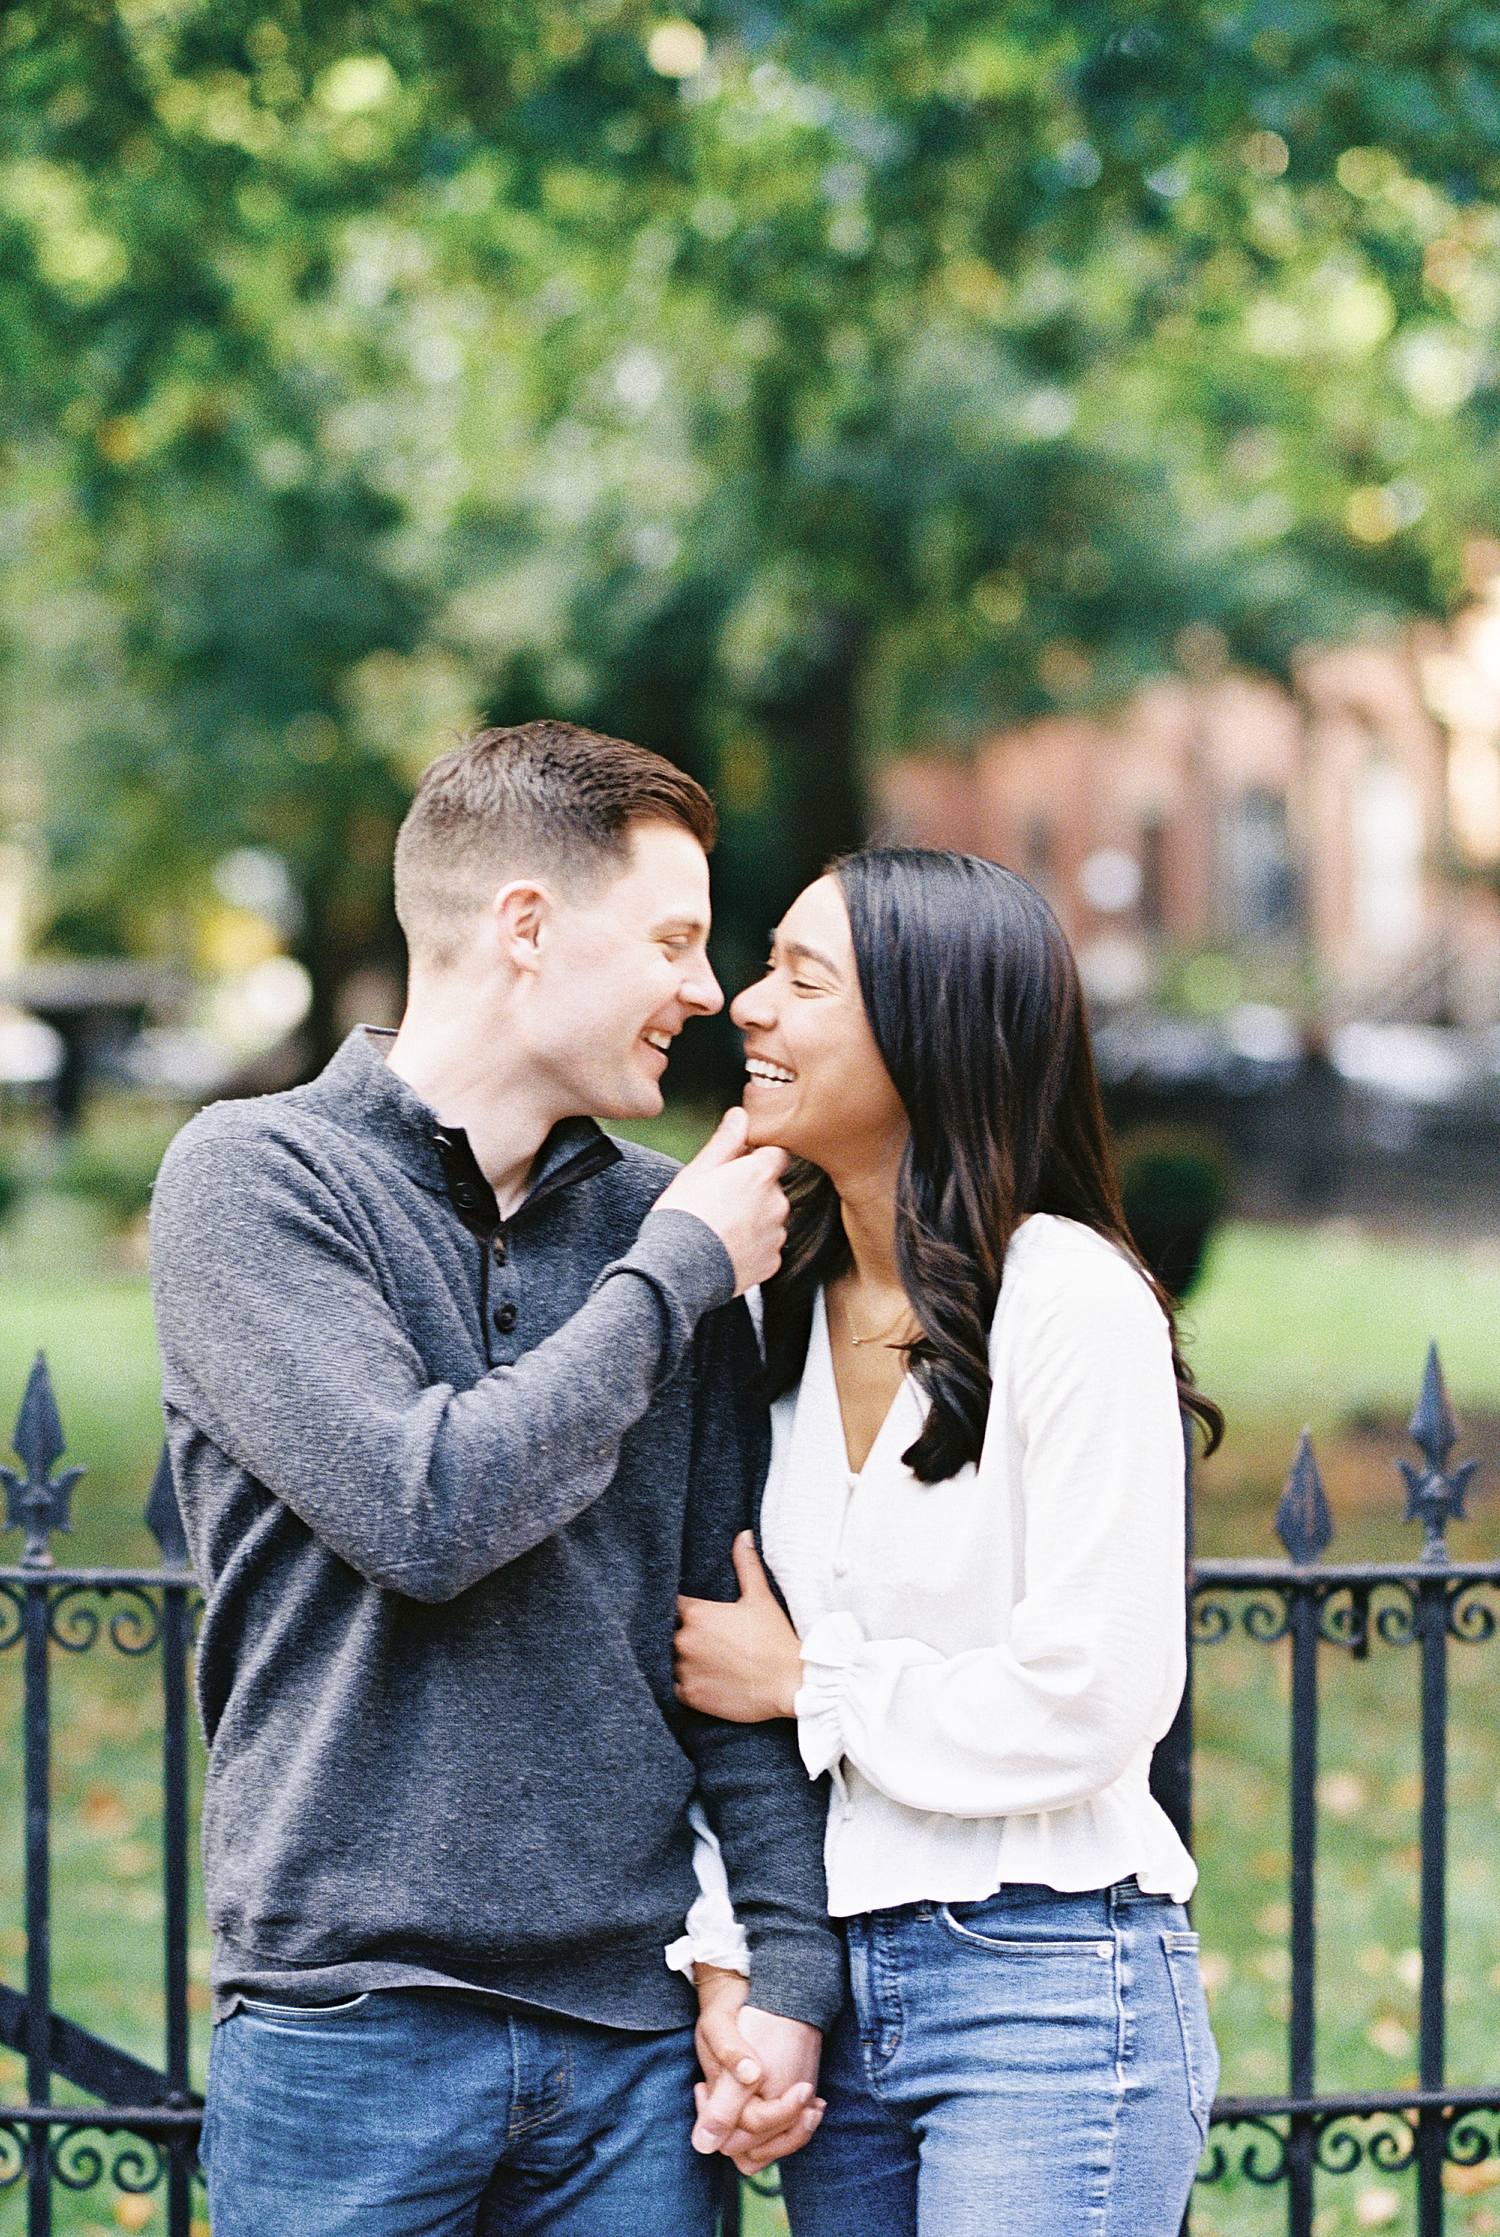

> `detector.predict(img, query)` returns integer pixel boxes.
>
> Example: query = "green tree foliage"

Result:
[4,2,1500,1070]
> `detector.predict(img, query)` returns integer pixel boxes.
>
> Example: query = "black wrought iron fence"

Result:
[1179,1344,1498,2237]
[0,1355,199,2236]
[0,1341,1490,2236]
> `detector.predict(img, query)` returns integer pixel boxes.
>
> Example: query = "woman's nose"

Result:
[730,976,774,1029]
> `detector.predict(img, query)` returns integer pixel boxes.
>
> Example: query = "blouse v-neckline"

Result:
[811,1288,923,1482]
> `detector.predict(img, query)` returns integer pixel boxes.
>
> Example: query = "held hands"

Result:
[675,1534,803,1723]
[655,1108,789,1296]
[693,1965,824,2176]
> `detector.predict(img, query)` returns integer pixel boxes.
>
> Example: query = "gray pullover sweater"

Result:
[149,1028,842,2032]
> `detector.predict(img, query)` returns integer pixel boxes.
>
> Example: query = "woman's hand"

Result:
[692,1964,824,2174]
[675,1533,803,1723]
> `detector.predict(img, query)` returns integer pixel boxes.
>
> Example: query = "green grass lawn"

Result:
[1187,1218,1500,1436]
[0,1212,1496,2233]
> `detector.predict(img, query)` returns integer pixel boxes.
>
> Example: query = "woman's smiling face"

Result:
[730,874,908,1172]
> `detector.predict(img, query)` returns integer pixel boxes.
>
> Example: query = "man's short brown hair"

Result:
[394,720,717,967]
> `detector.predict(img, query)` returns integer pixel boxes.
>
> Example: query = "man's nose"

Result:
[683,957,724,1017]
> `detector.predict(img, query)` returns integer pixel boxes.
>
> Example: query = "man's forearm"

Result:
[685,1715,844,2031]
[676,1302,842,2026]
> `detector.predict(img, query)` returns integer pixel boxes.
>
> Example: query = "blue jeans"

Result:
[778,1880,1218,2237]
[201,1988,718,2237]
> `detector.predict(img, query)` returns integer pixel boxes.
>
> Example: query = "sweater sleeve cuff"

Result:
[794,1611,866,1780]
[591,1208,736,1368]
[745,1926,848,2035]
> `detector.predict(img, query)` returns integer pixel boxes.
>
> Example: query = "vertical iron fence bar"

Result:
[162,1584,191,2237]
[1150,1419,1196,1857]
[1415,1576,1448,2237]
[23,1578,51,2237]
[1286,1579,1319,2237]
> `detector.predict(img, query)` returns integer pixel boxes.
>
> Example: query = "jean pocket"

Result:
[939,1905,1114,1959]
[1162,1932,1219,2140]
[236,1992,372,2023]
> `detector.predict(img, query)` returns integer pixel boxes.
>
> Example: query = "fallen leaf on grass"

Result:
[1445,2159,1500,2194]
[80,1787,133,1837]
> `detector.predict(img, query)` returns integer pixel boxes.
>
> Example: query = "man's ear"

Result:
[491,878,556,975]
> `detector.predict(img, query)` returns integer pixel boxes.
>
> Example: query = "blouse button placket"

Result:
[831,1471,859,1578]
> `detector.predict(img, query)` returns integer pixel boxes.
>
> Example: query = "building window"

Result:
[1225,787,1298,940]
[1355,759,1423,954]
[1140,820,1165,933]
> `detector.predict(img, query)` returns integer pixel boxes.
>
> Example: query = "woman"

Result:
[673,848,1221,2237]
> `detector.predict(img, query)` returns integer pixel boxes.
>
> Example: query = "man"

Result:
[149,721,842,2235]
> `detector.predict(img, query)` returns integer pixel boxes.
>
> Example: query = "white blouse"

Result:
[667,1214,1195,1980]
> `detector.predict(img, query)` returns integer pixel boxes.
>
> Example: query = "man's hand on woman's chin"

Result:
[692,1964,825,2176]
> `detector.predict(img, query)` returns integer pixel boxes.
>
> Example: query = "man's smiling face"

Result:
[525,819,724,1120]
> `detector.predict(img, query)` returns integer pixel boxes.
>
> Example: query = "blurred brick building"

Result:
[874,626,1500,1026]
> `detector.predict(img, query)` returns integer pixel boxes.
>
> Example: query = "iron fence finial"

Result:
[1400,1342,1476,1563]
[1275,1428,1333,1563]
[0,1351,83,1568]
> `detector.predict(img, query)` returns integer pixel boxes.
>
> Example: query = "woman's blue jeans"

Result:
[778,1879,1218,2237]
[201,1987,717,2237]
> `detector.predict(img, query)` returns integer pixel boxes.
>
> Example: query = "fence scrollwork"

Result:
[1196,2116,1289,2186]
[1316,1585,1366,1651]
[52,2127,168,2195]
[1192,2104,1500,2189]
[1372,1583,1420,1647]
[1188,1596,1233,1646]
[1241,1591,1294,1644]
[1356,2115,1418,2173]
[46,1583,166,1658]
[1446,2106,1500,2167]
[1448,1578,1500,1644]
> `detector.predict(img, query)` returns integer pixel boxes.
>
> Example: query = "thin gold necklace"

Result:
[843,1296,919,1348]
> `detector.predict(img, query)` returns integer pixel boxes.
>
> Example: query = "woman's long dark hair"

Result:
[761,848,1224,1481]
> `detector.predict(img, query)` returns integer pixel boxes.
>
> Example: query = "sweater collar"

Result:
[305,1027,623,1235]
